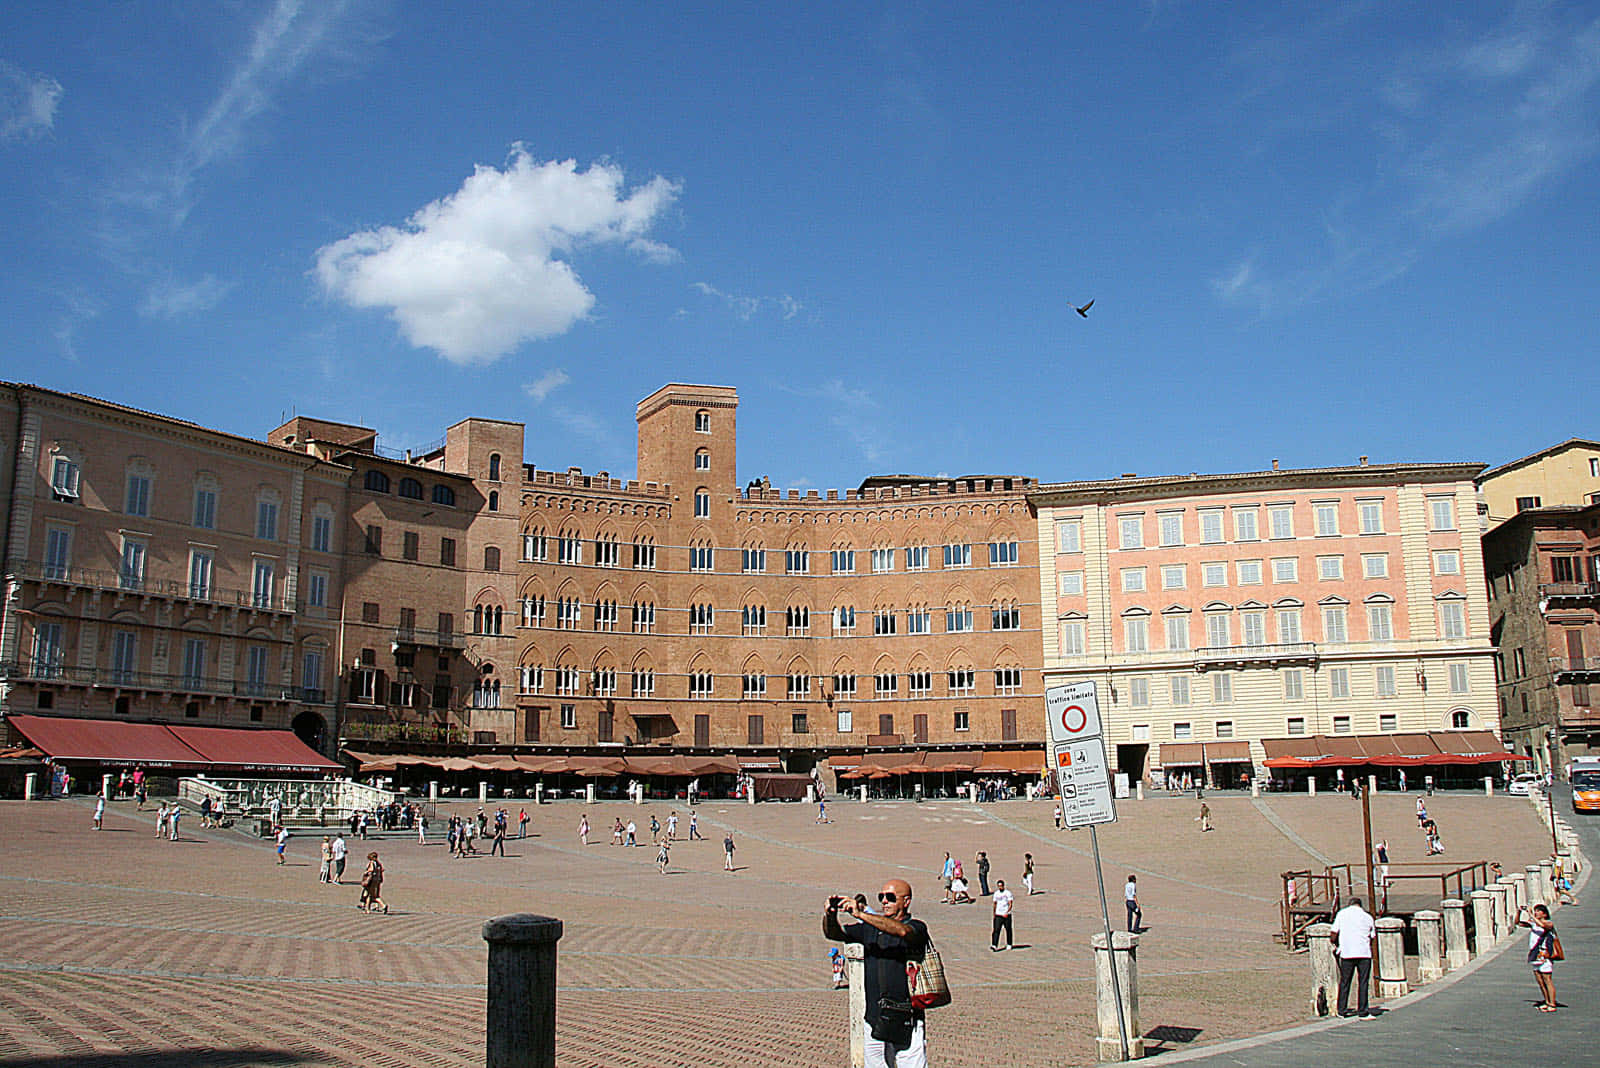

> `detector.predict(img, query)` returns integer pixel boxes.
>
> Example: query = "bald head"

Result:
[879,878,913,918]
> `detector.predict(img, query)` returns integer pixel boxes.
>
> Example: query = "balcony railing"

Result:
[392,626,466,649]
[1554,658,1600,676]
[1540,582,1600,602]
[0,661,300,700]
[13,560,295,614]
[1194,642,1319,670]
[340,713,466,745]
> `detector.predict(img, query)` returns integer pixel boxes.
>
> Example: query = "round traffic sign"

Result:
[1060,704,1088,734]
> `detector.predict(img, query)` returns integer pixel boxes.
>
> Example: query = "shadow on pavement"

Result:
[1142,1023,1204,1057]
[0,1049,310,1068]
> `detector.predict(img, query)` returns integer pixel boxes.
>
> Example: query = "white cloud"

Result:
[0,61,63,141]
[141,274,232,319]
[523,368,571,403]
[317,148,679,364]
[779,379,891,467]
[692,281,804,322]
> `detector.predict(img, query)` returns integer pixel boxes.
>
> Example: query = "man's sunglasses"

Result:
[878,892,900,903]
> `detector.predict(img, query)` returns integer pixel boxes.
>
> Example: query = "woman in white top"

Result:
[1517,903,1559,1011]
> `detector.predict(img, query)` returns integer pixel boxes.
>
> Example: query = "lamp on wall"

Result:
[1415,666,1427,691]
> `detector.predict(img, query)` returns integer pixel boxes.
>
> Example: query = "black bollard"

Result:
[483,913,563,1068]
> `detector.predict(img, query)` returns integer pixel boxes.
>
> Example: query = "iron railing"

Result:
[12,560,294,613]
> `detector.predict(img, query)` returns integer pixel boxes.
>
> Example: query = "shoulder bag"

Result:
[907,932,952,1010]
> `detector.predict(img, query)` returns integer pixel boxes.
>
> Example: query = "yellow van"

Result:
[1573,760,1600,813]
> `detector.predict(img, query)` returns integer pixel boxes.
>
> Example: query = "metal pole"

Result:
[1361,781,1377,1000]
[1548,783,1558,858]
[1090,825,1130,1062]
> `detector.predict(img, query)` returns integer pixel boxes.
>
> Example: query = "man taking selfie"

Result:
[823,877,932,1067]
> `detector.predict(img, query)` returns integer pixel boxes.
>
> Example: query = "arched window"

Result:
[432,484,456,506]
[488,454,502,481]
[488,490,500,512]
[1451,709,1470,729]
[364,470,390,493]
[398,477,423,500]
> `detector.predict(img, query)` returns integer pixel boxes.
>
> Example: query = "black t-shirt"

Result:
[844,918,929,1029]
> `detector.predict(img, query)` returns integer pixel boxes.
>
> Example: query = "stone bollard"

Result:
[1487,883,1511,942]
[24,772,38,801]
[482,913,563,1068]
[1092,931,1143,1061]
[585,783,595,805]
[429,780,439,802]
[858,784,867,803]
[1441,899,1469,969]
[1306,922,1337,1017]
[1367,774,1377,795]
[1504,874,1526,915]
[1136,779,1145,801]
[844,942,866,1068]
[1484,776,1493,796]
[479,781,489,805]
[1251,777,1260,798]
[1308,777,1316,796]
[101,773,114,799]
[1414,910,1444,983]
[746,783,755,805]
[1375,916,1408,998]
[1526,864,1548,909]
[1470,890,1496,950]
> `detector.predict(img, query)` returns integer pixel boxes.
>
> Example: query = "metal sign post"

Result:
[1045,682,1129,1061]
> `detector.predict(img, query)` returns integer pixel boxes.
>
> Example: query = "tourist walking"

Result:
[489,820,506,857]
[976,851,991,896]
[1052,802,1062,830]
[93,795,105,831]
[656,839,670,874]
[417,813,427,845]
[1125,875,1141,932]
[1022,852,1036,895]
[1198,802,1213,832]
[991,879,1015,950]
[1416,796,1428,828]
[689,810,704,840]
[724,832,736,872]
[939,851,955,903]
[612,817,624,845]
[275,825,289,864]
[650,813,661,843]
[625,819,637,847]
[824,878,933,1067]
[319,837,333,883]
[518,808,529,838]
[331,833,348,883]
[358,851,388,914]
[667,810,679,840]
[1331,896,1376,1018]
[167,805,181,841]
[1517,903,1560,1011]
[579,814,590,846]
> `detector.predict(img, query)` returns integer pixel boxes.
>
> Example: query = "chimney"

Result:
[1271,458,1279,471]
[1359,456,1368,467]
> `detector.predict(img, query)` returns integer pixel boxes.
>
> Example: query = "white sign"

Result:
[1045,681,1104,748]
[1054,736,1117,827]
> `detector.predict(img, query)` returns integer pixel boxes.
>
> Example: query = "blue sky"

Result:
[3,2,1597,489]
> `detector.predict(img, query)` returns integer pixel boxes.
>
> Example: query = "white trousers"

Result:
[864,1019,927,1068]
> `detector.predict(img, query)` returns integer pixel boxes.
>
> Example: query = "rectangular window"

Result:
[1318,555,1343,580]
[1448,662,1470,693]
[834,605,856,634]
[1200,509,1224,544]
[945,605,973,633]
[1375,664,1397,696]
[1362,554,1389,579]
[876,672,899,696]
[1269,505,1294,540]
[1202,562,1227,587]
[1060,571,1085,596]
[1205,613,1230,647]
[871,547,894,573]
[690,544,714,571]
[193,488,217,529]
[694,491,710,518]
[1241,611,1266,646]
[1433,550,1460,576]
[1164,615,1189,651]
[1234,508,1259,542]
[182,637,207,689]
[1429,497,1455,531]
[1121,567,1146,592]
[953,710,970,732]
[942,543,971,568]
[1329,666,1350,698]
[1124,616,1148,652]
[364,524,382,555]
[906,608,930,634]
[837,708,852,733]
[831,548,856,574]
[1287,716,1306,736]
[1276,608,1302,643]
[110,629,137,684]
[834,674,859,698]
[786,549,810,574]
[523,532,547,562]
[742,674,767,698]
[988,541,1019,566]
[742,547,766,573]
[1323,606,1348,643]
[1438,601,1467,640]
[1314,502,1339,537]
[557,534,582,565]
[994,668,1022,694]
[594,538,620,567]
[1211,673,1232,703]
[632,539,655,569]
[1059,620,1085,655]
[51,457,81,499]
[188,550,213,600]
[742,604,767,636]
[1118,516,1143,550]
[309,513,330,552]
[1283,668,1304,699]
[1159,512,1183,547]
[1173,721,1192,740]
[1368,603,1393,641]
[31,621,64,676]
[1380,712,1397,731]
[125,474,150,517]
[905,545,929,571]
[991,603,1020,630]
[439,537,455,567]
[907,671,933,696]
[1057,520,1082,554]
[302,650,324,698]
[1516,495,1541,511]
[561,704,577,730]
[119,537,147,591]
[44,526,71,579]
[245,645,269,696]
[1359,500,1384,534]
[1215,719,1234,738]
[1272,557,1298,583]
[787,673,811,698]
[1129,677,1149,707]
[946,669,974,696]
[402,530,419,561]
[1236,560,1262,585]
[1332,715,1351,734]
[786,605,810,635]
[257,500,278,541]
[1131,724,1151,742]
[306,569,327,608]
[1161,564,1186,590]
[1169,675,1190,705]
[791,712,808,734]
[251,560,274,608]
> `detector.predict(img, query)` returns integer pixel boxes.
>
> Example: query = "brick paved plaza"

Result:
[0,789,1550,1068]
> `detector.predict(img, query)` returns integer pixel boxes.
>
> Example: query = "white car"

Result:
[1508,773,1542,796]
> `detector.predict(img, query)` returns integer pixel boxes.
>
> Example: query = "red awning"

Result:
[163,725,339,773]
[973,750,1047,773]
[9,715,337,773]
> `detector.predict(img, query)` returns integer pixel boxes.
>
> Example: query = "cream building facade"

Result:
[1032,462,1499,784]
[1477,438,1600,530]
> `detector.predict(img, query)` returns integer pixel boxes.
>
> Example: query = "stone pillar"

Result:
[24,772,38,801]
[1414,910,1444,983]
[844,942,866,1068]
[806,784,817,805]
[1136,779,1145,801]
[1306,922,1336,1017]
[858,784,867,803]
[1092,931,1143,1061]
[1251,777,1260,798]
[482,913,563,1068]
[1375,916,1408,998]
[428,780,439,802]
[479,781,489,805]
[1484,776,1493,796]
[746,782,755,805]
[1487,883,1511,943]
[1469,890,1496,950]
[584,783,595,805]
[1540,858,1556,903]
[1367,774,1377,795]
[101,773,114,799]
[1308,777,1316,796]
[1442,898,1470,969]
[1525,864,1548,909]
[1504,874,1526,915]
[535,783,544,806]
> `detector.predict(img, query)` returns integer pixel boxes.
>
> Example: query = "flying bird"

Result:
[1074,299,1095,318]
